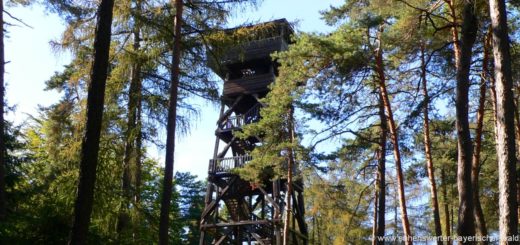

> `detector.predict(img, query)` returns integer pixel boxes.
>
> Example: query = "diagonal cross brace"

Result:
[200,176,237,223]
[258,186,280,212]
[217,95,244,125]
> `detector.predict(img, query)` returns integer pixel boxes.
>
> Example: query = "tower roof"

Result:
[207,18,294,79]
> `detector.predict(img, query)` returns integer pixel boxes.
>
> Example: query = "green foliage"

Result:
[1,0,258,242]
[235,51,302,183]
[306,134,377,244]
[235,0,514,240]
[174,172,205,244]
[4,0,520,242]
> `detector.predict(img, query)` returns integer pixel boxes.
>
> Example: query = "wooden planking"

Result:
[223,73,275,96]
[209,37,288,79]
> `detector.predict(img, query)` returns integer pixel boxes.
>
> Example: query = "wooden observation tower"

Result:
[199,19,308,245]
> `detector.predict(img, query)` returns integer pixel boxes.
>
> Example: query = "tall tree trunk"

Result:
[515,96,520,227]
[316,215,321,244]
[446,0,461,67]
[118,8,142,234]
[372,187,378,245]
[394,187,398,245]
[420,40,443,243]
[488,0,519,242]
[283,107,295,245]
[132,76,143,240]
[0,0,6,221]
[135,72,143,204]
[375,93,387,245]
[514,97,520,226]
[441,166,451,242]
[69,0,115,243]
[133,2,144,204]
[158,0,183,244]
[374,26,412,245]
[472,28,490,242]
[490,70,498,136]
[455,0,478,241]
[450,204,455,239]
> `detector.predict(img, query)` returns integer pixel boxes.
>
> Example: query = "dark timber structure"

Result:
[199,19,307,245]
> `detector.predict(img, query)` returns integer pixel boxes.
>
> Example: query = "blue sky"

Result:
[5,0,341,179]
[5,6,69,122]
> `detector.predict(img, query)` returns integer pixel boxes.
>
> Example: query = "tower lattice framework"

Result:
[199,19,307,245]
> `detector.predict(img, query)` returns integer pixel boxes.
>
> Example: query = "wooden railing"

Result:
[209,155,253,174]
[218,103,262,131]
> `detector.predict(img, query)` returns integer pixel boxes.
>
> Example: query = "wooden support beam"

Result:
[217,137,235,159]
[258,186,281,212]
[292,182,303,192]
[201,219,280,228]
[201,177,236,222]
[297,191,307,236]
[213,102,225,160]
[214,235,227,245]
[243,220,268,245]
[217,95,244,125]
[252,195,263,211]
[249,232,266,245]
[214,228,235,245]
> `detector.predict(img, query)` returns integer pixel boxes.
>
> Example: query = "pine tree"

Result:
[375,93,387,245]
[420,35,442,243]
[488,0,519,241]
[158,0,183,243]
[472,27,491,240]
[374,25,412,244]
[455,0,478,239]
[69,0,115,242]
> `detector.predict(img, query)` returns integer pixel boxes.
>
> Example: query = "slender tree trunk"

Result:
[441,166,451,243]
[472,29,491,242]
[455,0,478,241]
[132,77,143,241]
[118,11,142,234]
[133,0,143,205]
[488,0,519,242]
[158,0,183,244]
[283,106,295,245]
[490,73,498,134]
[374,26,412,245]
[68,0,115,243]
[394,187,398,245]
[316,215,321,244]
[514,97,520,226]
[515,96,520,159]
[420,41,443,243]
[131,8,143,238]
[446,0,461,67]
[132,0,143,210]
[135,76,142,205]
[375,93,387,245]
[450,204,455,239]
[372,188,378,245]
[0,0,6,221]
[311,215,316,245]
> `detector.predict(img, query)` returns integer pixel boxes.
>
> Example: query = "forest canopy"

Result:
[1,0,520,244]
